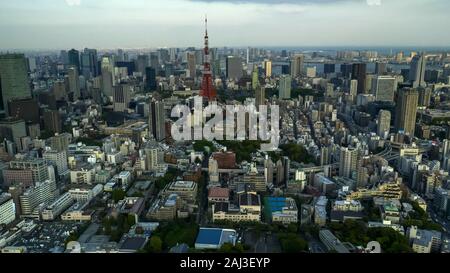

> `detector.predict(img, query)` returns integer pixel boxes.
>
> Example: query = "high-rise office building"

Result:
[8,98,40,124]
[9,158,49,183]
[149,101,166,141]
[252,66,260,90]
[279,75,292,99]
[340,63,353,78]
[19,179,56,216]
[290,54,304,78]
[372,76,396,102]
[255,86,265,108]
[324,63,335,74]
[68,49,80,72]
[339,147,358,179]
[282,156,290,186]
[375,62,387,75]
[51,80,67,101]
[226,56,243,81]
[349,79,358,98]
[50,133,72,152]
[0,117,27,146]
[67,66,80,100]
[410,53,426,88]
[43,150,68,177]
[395,88,419,136]
[352,63,367,94]
[113,84,132,112]
[137,55,149,75]
[264,60,272,78]
[43,110,62,134]
[101,56,114,97]
[80,48,98,79]
[187,52,196,78]
[0,54,32,115]
[145,67,157,92]
[377,110,391,139]
[320,146,330,166]
[418,87,432,107]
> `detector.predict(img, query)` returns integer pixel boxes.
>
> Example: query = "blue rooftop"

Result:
[195,228,222,245]
[266,197,287,212]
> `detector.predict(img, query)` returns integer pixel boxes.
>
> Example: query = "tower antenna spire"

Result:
[200,15,216,101]
[205,15,208,36]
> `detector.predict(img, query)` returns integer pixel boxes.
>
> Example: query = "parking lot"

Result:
[241,229,281,253]
[11,222,84,253]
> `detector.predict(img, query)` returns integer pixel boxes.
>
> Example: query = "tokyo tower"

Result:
[200,16,217,101]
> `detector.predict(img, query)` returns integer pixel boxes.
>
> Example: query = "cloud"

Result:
[65,0,81,6]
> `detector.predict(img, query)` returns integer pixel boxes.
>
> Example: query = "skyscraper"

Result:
[395,88,419,136]
[339,147,358,179]
[68,49,80,72]
[264,60,272,78]
[137,54,149,75]
[67,66,80,100]
[145,67,157,91]
[372,76,396,102]
[252,65,260,90]
[340,63,353,78]
[80,48,98,79]
[279,75,292,99]
[255,86,265,108]
[226,56,243,81]
[43,110,62,134]
[418,87,432,107]
[113,83,132,112]
[377,110,391,139]
[375,62,387,75]
[101,57,114,97]
[0,54,32,115]
[290,54,304,78]
[200,17,216,101]
[349,79,358,98]
[187,52,196,78]
[410,53,426,88]
[149,100,166,141]
[352,63,367,94]
[324,63,335,74]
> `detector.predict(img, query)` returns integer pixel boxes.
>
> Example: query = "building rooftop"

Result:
[208,187,230,199]
[239,193,260,207]
[195,227,237,248]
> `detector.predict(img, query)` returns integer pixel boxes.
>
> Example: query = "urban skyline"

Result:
[2,0,450,260]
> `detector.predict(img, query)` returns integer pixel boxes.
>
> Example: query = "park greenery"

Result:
[193,140,217,154]
[279,143,315,164]
[154,167,179,191]
[100,213,136,242]
[328,220,413,253]
[217,140,263,163]
[277,233,309,253]
[147,220,199,251]
[402,201,443,232]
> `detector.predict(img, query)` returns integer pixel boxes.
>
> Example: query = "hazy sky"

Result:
[0,0,449,49]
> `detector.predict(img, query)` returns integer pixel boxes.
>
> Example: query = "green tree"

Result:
[147,236,163,253]
[112,189,126,203]
[278,233,308,253]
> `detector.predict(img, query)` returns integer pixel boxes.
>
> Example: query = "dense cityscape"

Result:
[1,5,450,256]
